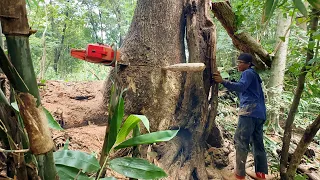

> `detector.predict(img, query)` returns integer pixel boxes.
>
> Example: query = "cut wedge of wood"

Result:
[162,63,205,72]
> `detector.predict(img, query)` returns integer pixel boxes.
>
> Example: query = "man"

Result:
[213,53,269,180]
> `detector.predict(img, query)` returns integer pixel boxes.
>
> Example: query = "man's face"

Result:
[237,60,250,72]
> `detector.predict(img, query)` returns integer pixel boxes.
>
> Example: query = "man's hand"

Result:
[213,71,223,83]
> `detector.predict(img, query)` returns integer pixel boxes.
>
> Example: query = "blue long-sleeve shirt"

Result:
[222,68,266,120]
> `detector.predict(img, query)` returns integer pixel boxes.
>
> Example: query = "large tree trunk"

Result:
[266,13,291,134]
[103,0,223,179]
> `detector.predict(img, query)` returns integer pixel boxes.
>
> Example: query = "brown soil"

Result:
[40,80,108,153]
[39,80,320,180]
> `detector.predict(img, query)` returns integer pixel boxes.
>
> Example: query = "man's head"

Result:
[237,53,253,71]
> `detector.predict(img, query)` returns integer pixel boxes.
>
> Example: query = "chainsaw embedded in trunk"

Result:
[70,43,121,66]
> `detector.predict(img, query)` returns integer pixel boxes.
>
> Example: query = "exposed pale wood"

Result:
[162,63,205,72]
[211,1,272,69]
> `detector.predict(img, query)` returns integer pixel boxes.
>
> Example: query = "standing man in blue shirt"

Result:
[213,53,269,180]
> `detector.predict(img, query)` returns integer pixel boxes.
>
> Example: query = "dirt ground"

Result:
[40,80,108,153]
[40,80,320,180]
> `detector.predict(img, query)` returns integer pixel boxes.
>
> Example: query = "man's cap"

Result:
[238,53,253,65]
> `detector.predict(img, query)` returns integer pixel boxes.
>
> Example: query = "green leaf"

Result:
[307,0,320,10]
[262,0,279,23]
[64,139,70,150]
[293,0,308,17]
[54,150,100,173]
[109,157,167,179]
[220,71,230,79]
[56,164,91,180]
[105,96,125,154]
[98,178,117,180]
[115,130,179,150]
[115,115,150,145]
[0,89,9,106]
[279,36,286,42]
[43,107,63,130]
[11,102,19,112]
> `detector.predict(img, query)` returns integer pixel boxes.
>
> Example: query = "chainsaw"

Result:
[70,43,121,66]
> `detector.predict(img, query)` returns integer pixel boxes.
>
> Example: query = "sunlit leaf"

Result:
[115,115,150,145]
[54,150,100,173]
[115,130,179,150]
[109,157,167,179]
[43,107,63,130]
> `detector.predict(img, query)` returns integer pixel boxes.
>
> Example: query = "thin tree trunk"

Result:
[280,9,318,180]
[40,4,48,80]
[267,13,292,134]
[53,13,68,73]
[286,114,320,179]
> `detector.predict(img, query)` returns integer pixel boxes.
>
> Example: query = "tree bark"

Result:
[53,12,68,73]
[267,13,292,134]
[103,0,222,179]
[211,2,272,69]
[280,9,319,180]
[286,114,320,179]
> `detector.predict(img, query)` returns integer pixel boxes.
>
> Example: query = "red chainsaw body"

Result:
[70,44,120,65]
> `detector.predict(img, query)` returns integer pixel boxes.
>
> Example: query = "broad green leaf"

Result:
[115,115,150,145]
[307,0,320,10]
[293,0,308,17]
[109,157,167,179]
[0,89,9,106]
[43,107,63,130]
[98,178,117,180]
[115,130,179,150]
[105,96,125,154]
[56,164,90,180]
[54,150,100,173]
[262,0,279,23]
[11,102,19,112]
[220,71,230,79]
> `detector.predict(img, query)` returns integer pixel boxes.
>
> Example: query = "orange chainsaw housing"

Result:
[70,44,120,65]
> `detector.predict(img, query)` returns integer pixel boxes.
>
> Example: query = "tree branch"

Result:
[211,2,272,69]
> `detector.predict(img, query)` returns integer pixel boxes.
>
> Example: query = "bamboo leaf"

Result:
[293,0,308,17]
[11,102,19,112]
[109,157,167,179]
[115,130,179,150]
[43,107,63,130]
[262,0,279,23]
[115,115,150,145]
[54,150,100,173]
[105,96,125,154]
[0,89,9,106]
[56,165,91,180]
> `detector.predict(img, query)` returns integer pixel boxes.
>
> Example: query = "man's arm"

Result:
[213,70,254,92]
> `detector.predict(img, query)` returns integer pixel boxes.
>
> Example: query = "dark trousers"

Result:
[234,116,268,176]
